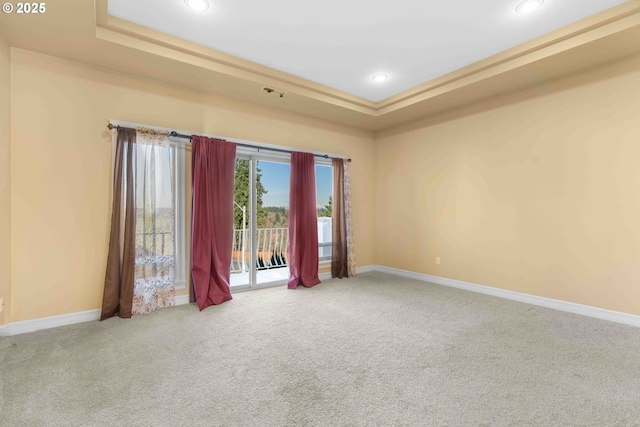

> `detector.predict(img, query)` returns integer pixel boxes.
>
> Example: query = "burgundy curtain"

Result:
[101,127,136,320]
[287,152,321,289]
[331,158,348,278]
[191,136,236,310]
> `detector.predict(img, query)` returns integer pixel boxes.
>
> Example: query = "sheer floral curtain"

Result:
[344,160,356,277]
[331,158,356,278]
[132,129,176,315]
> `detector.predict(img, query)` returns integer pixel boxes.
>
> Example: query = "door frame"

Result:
[231,151,332,291]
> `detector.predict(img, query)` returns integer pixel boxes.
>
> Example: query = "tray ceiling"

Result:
[1,0,640,130]
[108,0,628,102]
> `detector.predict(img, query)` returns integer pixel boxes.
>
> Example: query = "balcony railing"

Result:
[232,227,289,273]
[135,231,174,278]
[136,222,330,276]
[135,229,285,274]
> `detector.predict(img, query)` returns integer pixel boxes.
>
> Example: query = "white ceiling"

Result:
[109,0,628,102]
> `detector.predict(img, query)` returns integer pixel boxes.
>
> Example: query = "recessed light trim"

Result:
[372,73,389,83]
[516,0,544,14]
[185,0,209,11]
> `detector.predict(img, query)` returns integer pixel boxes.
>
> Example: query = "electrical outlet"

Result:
[435,257,441,265]
[0,297,4,313]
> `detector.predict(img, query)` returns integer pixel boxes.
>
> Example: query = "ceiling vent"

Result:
[261,86,287,98]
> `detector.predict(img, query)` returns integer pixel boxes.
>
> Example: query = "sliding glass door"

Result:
[230,155,291,290]
[255,159,291,286]
[230,157,252,289]
[229,153,333,290]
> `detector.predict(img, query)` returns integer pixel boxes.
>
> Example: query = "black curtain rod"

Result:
[168,131,351,162]
[106,124,350,162]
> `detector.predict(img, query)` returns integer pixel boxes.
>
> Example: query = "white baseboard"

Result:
[0,266,374,336]
[319,272,332,281]
[0,309,101,337]
[0,294,193,337]
[175,294,191,305]
[356,265,377,274]
[5,264,635,336]
[319,264,375,280]
[373,265,640,329]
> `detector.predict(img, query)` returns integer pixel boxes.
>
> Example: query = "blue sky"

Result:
[259,161,332,208]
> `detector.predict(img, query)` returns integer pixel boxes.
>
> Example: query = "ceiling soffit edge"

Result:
[378,2,640,112]
[95,0,640,121]
[95,0,376,113]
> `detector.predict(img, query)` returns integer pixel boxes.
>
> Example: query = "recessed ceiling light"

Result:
[372,73,389,82]
[516,0,544,14]
[185,0,209,11]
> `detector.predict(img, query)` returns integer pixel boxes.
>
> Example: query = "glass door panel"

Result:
[230,158,251,290]
[315,164,333,262]
[255,160,290,286]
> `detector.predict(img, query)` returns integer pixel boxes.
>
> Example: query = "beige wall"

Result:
[0,36,10,325]
[9,44,640,323]
[376,54,640,316]
[9,48,375,322]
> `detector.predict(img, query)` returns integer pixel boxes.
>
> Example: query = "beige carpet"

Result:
[2,272,640,426]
